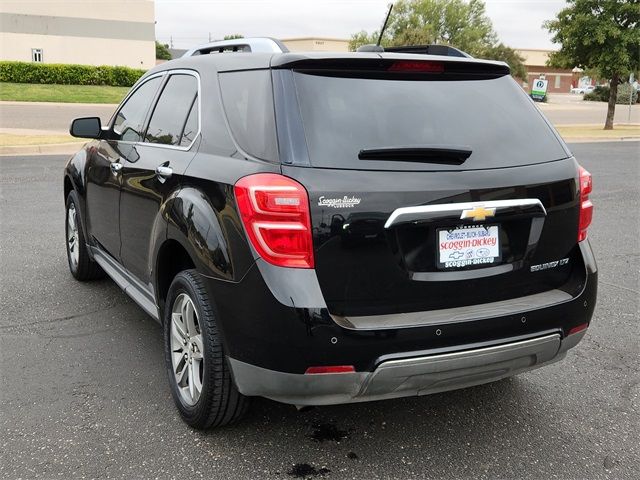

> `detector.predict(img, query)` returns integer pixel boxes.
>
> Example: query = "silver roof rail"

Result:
[182,37,289,57]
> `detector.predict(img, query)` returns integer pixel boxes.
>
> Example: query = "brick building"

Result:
[516,49,582,94]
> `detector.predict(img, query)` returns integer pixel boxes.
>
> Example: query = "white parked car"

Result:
[571,85,595,94]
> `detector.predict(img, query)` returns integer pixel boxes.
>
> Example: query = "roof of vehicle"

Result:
[147,51,509,77]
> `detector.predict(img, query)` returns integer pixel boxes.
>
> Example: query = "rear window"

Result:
[291,73,568,170]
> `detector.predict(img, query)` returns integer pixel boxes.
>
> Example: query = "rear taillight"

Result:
[578,165,593,242]
[234,173,314,269]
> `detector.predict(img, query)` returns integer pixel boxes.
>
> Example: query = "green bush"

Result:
[584,85,610,102]
[0,61,145,87]
[584,84,639,104]
[616,83,638,104]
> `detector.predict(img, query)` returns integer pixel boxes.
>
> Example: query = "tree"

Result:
[223,34,244,40]
[349,0,526,81]
[155,41,171,60]
[544,0,640,129]
[479,43,527,80]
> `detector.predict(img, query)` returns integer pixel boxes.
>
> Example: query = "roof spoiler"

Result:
[183,37,289,57]
[357,44,471,58]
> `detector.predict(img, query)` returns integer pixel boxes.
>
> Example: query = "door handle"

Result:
[110,162,123,175]
[155,165,173,180]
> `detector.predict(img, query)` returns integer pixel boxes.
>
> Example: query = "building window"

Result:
[554,75,561,89]
[31,48,43,62]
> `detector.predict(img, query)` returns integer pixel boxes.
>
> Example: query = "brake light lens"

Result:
[388,60,444,73]
[578,166,593,242]
[568,323,588,336]
[234,173,314,268]
[305,365,355,375]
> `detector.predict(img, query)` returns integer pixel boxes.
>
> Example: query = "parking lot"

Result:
[0,142,638,479]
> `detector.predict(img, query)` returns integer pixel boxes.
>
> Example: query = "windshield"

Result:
[291,73,568,171]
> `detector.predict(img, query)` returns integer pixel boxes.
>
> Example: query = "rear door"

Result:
[119,71,200,285]
[272,59,583,317]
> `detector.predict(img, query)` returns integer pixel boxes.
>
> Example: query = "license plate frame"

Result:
[436,224,501,269]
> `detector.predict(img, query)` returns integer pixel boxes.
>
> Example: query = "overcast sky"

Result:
[155,0,567,50]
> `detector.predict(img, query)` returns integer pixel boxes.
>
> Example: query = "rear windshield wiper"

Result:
[358,145,472,165]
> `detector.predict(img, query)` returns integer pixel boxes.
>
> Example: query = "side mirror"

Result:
[70,117,103,139]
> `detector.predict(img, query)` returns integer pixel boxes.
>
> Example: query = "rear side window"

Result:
[290,73,568,171]
[145,74,198,146]
[219,70,278,162]
[113,76,162,142]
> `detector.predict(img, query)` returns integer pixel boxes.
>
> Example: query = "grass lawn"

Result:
[0,82,128,104]
[555,124,640,140]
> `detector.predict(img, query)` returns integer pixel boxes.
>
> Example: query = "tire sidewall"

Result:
[163,272,212,422]
[65,190,84,277]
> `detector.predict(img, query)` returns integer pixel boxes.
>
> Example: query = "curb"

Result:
[0,142,85,156]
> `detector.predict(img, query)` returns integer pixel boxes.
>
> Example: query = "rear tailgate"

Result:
[273,56,584,318]
[283,161,583,317]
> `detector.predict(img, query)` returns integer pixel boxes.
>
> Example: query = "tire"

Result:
[163,270,249,429]
[65,190,104,281]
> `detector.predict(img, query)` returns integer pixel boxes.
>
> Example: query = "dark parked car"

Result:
[64,38,597,429]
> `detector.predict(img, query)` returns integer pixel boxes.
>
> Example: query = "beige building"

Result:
[0,0,156,69]
[282,37,349,53]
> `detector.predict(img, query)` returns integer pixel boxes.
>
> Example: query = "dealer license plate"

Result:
[437,225,501,269]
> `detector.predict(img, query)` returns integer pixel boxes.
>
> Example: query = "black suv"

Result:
[64,38,597,429]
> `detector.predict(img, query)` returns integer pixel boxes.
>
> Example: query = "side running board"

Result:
[90,245,160,322]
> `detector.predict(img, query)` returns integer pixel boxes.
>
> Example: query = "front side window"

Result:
[113,76,162,142]
[145,74,198,146]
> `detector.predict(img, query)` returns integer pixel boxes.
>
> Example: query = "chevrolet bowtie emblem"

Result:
[460,205,496,222]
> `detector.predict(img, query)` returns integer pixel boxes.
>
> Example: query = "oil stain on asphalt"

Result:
[287,463,331,478]
[309,422,349,443]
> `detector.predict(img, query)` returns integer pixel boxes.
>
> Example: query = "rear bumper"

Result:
[229,329,587,406]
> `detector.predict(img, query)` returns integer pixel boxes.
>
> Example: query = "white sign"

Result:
[532,79,548,97]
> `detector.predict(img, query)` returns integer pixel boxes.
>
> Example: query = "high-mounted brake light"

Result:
[578,165,593,242]
[234,173,314,269]
[388,60,444,73]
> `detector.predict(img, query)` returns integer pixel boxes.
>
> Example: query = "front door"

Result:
[87,75,164,261]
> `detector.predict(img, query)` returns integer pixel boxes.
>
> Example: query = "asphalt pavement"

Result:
[0,142,639,479]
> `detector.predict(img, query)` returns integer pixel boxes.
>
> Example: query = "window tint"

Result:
[113,77,162,142]
[219,70,278,162]
[180,98,199,146]
[291,73,568,171]
[146,74,198,146]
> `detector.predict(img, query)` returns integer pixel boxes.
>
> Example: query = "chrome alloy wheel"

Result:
[67,203,80,269]
[170,293,204,406]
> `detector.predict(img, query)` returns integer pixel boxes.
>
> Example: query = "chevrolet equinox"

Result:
[64,38,597,429]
